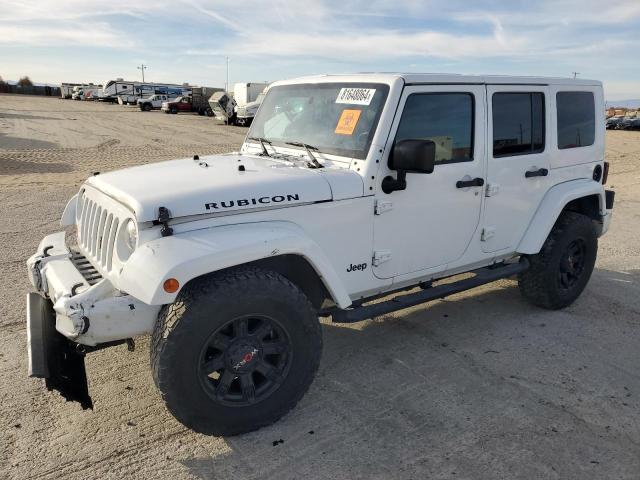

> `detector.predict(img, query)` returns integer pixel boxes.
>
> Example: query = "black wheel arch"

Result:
[562,194,602,221]
[181,255,336,311]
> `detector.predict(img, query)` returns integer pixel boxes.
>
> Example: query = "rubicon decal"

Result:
[205,193,300,210]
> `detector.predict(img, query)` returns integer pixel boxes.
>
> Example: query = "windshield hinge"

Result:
[374,199,393,215]
[157,206,173,237]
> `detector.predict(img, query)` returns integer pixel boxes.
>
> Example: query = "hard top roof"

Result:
[274,73,601,87]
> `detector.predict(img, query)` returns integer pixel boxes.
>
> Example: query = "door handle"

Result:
[456,177,484,188]
[525,168,549,178]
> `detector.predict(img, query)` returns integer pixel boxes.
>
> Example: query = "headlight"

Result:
[124,219,137,251]
[116,218,138,262]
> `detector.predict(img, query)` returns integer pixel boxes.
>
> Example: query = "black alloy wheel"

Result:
[198,315,292,407]
[558,238,586,290]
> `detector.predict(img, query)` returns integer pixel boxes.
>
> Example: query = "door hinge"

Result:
[372,250,392,266]
[485,183,500,197]
[374,199,393,215]
[481,227,495,241]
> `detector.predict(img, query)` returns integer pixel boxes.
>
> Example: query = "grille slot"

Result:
[76,192,120,273]
[71,250,103,285]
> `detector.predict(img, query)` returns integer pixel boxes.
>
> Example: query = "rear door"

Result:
[481,85,551,252]
[373,85,486,279]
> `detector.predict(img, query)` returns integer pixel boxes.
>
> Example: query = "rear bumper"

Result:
[601,189,615,236]
[27,231,160,346]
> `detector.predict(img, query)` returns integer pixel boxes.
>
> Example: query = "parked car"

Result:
[161,87,222,116]
[606,116,624,129]
[26,73,614,437]
[137,94,172,111]
[618,117,640,130]
[235,90,267,126]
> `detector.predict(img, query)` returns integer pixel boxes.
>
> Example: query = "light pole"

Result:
[225,56,229,92]
[138,64,148,82]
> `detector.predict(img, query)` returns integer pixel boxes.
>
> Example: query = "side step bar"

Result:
[331,259,529,323]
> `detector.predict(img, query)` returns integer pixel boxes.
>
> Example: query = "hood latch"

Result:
[157,207,173,237]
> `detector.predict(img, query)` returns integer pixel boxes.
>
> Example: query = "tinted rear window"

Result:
[492,92,545,157]
[557,91,595,149]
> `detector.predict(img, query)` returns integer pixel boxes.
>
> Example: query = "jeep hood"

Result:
[86,154,363,222]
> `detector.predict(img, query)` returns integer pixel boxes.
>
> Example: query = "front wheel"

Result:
[151,267,322,436]
[518,211,597,310]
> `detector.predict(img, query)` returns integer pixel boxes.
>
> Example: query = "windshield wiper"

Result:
[248,136,272,157]
[285,141,324,168]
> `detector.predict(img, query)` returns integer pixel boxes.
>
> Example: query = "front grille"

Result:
[70,250,103,285]
[76,193,120,272]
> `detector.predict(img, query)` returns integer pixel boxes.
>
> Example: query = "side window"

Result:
[492,92,545,157]
[557,91,595,149]
[395,93,474,163]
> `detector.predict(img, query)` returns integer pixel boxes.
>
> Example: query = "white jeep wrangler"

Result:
[26,74,614,436]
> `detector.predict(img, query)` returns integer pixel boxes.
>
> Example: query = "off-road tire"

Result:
[518,211,597,310]
[150,267,322,436]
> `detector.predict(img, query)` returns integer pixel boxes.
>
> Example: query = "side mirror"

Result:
[382,139,436,193]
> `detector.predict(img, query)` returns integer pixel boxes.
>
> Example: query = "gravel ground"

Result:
[1,95,639,480]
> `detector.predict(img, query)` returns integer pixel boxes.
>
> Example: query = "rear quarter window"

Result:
[557,91,595,149]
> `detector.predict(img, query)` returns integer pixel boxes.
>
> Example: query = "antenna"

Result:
[137,64,148,82]
[572,72,580,79]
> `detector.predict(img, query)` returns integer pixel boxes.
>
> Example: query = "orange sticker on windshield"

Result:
[335,109,361,135]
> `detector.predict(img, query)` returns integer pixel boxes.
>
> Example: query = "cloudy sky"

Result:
[1,0,639,100]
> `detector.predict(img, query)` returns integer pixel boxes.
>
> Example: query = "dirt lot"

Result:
[1,94,639,480]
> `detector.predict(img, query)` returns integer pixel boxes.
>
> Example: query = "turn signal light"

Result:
[163,278,180,293]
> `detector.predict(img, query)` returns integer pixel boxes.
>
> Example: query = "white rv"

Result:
[100,79,190,104]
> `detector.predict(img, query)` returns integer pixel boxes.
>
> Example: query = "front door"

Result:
[373,85,486,279]
[481,85,551,253]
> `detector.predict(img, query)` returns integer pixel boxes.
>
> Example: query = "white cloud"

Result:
[1,0,639,96]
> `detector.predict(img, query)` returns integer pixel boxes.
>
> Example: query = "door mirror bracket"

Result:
[381,139,436,194]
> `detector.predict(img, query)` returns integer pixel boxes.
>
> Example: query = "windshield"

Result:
[247,83,389,160]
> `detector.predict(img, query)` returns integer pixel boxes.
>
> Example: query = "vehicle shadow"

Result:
[179,268,640,480]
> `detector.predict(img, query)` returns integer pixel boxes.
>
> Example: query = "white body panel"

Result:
[29,73,611,345]
[372,84,486,278]
[482,84,552,253]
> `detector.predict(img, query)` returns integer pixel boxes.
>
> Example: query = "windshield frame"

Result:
[246,82,390,161]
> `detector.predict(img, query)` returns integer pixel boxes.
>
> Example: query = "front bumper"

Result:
[26,232,160,347]
[26,231,161,407]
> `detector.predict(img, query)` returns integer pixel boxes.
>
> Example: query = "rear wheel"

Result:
[151,267,322,436]
[518,211,597,309]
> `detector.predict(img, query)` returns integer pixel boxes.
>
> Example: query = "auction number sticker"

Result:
[335,109,362,135]
[336,88,376,105]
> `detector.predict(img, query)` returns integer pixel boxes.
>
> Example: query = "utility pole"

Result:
[572,71,580,79]
[137,64,148,82]
[225,56,230,92]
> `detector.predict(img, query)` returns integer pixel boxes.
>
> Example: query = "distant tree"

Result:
[18,76,33,87]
